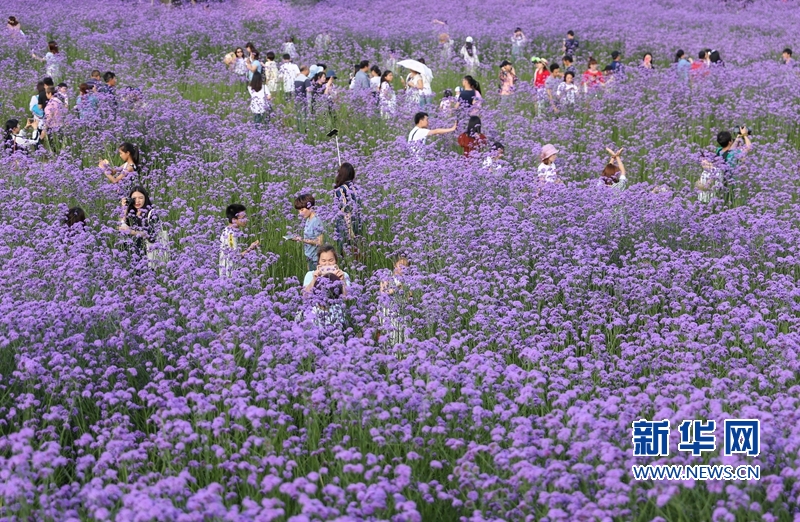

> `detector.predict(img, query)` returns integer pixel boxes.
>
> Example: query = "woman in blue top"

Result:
[292,193,325,272]
[246,50,262,82]
[675,49,692,82]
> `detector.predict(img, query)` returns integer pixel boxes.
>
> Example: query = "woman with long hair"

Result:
[100,142,141,185]
[379,70,396,118]
[248,71,270,124]
[76,83,99,120]
[119,185,158,261]
[33,41,63,81]
[457,116,488,158]
[4,118,40,153]
[333,162,362,258]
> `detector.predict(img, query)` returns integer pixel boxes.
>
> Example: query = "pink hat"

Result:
[540,144,558,161]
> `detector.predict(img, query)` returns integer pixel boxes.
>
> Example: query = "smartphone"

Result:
[327,129,339,138]
[283,234,294,240]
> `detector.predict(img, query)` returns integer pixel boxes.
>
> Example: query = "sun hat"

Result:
[540,144,558,161]
[530,56,547,64]
[466,36,474,43]
[326,70,337,79]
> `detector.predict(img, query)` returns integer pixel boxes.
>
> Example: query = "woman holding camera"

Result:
[303,245,351,294]
[4,118,41,153]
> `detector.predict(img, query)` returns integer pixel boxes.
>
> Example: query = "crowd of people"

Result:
[3,16,782,337]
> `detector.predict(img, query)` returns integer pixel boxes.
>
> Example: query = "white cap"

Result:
[466,36,474,43]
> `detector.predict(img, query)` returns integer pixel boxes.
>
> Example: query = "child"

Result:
[695,154,722,203]
[219,204,259,278]
[563,30,579,57]
[293,194,325,272]
[379,253,411,344]
[537,144,562,183]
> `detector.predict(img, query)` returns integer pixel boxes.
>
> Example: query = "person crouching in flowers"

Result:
[537,144,562,184]
[303,245,351,293]
[293,193,325,272]
[300,272,347,330]
[600,148,627,190]
[219,204,260,278]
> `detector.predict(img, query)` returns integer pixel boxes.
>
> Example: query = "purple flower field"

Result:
[2,0,800,520]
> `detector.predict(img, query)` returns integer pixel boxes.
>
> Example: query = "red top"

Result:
[457,133,488,157]
[534,69,550,88]
[582,69,604,88]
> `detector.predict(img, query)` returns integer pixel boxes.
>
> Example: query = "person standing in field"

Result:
[282,37,298,60]
[334,162,362,258]
[292,193,325,272]
[511,28,527,61]
[379,70,396,118]
[279,54,301,101]
[248,71,271,125]
[219,204,260,278]
[263,52,279,94]
[33,41,63,82]
[460,37,480,73]
[499,60,517,96]
[562,30,579,57]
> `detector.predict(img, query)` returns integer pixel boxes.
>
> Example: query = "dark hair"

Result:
[500,60,511,68]
[643,52,652,60]
[316,244,338,262]
[417,58,426,64]
[266,51,276,61]
[91,69,101,78]
[249,70,263,92]
[463,75,481,94]
[312,71,326,83]
[64,207,86,226]
[48,41,59,54]
[466,116,482,137]
[380,70,393,85]
[359,60,370,70]
[126,185,152,217]
[335,162,356,188]
[226,203,246,222]
[45,85,57,96]
[563,55,573,63]
[103,71,116,83]
[549,63,560,73]
[611,51,620,60]
[717,131,732,148]
[43,77,54,87]
[588,57,598,67]
[442,88,453,97]
[294,193,315,210]
[4,119,20,145]
[514,27,522,32]
[675,49,685,63]
[251,50,260,60]
[38,90,48,109]
[313,272,343,300]
[36,80,44,92]
[699,50,707,59]
[784,48,793,56]
[709,50,722,63]
[79,82,90,95]
[414,112,428,125]
[8,16,19,26]
[603,65,614,72]
[564,71,575,81]
[117,143,139,168]
[370,65,381,76]
[601,163,621,185]
[282,53,291,60]
[58,82,67,89]
[245,42,255,51]
[567,30,575,37]
[492,141,504,151]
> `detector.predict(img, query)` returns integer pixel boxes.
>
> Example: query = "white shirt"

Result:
[248,86,268,113]
[537,162,559,183]
[219,227,238,278]
[370,76,381,91]
[407,127,429,143]
[279,62,301,93]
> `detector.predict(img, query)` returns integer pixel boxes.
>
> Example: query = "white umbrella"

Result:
[397,59,433,81]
